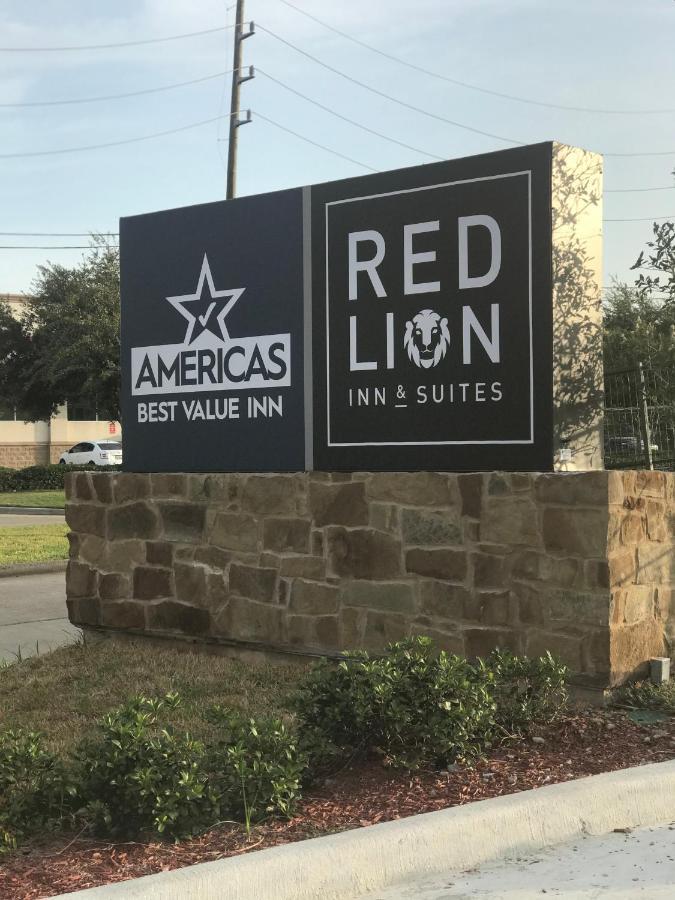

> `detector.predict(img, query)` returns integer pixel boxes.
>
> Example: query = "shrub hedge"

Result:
[0,463,120,493]
[0,638,568,851]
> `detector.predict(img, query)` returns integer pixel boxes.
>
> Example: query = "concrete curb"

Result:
[0,506,65,515]
[56,759,675,899]
[0,560,67,579]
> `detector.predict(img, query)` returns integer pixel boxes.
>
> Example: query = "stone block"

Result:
[77,534,107,567]
[546,588,609,627]
[362,611,410,651]
[67,596,100,627]
[213,596,283,644]
[210,512,259,552]
[311,530,325,557]
[635,470,666,499]
[646,500,667,542]
[621,512,645,545]
[174,562,208,605]
[151,473,188,498]
[458,473,484,518]
[113,473,151,504]
[67,560,98,598]
[106,539,146,572]
[194,546,232,570]
[74,472,93,501]
[100,600,145,629]
[464,628,523,658]
[229,563,277,603]
[277,556,326,579]
[158,502,206,543]
[287,615,339,650]
[608,550,636,587]
[463,591,511,626]
[636,542,673,585]
[535,472,608,506]
[366,472,458,507]
[511,474,534,493]
[190,473,236,503]
[241,475,303,516]
[405,548,467,582]
[339,607,365,648]
[99,573,131,601]
[263,517,311,553]
[542,507,607,557]
[309,481,369,527]
[91,474,114,504]
[327,527,402,580]
[206,573,227,607]
[145,540,173,568]
[66,503,106,538]
[289,579,339,614]
[108,502,160,541]
[147,600,210,635]
[417,580,469,619]
[472,552,509,589]
[613,586,655,626]
[511,583,545,625]
[610,619,666,684]
[133,566,173,600]
[483,497,541,546]
[67,532,80,559]
[487,474,510,496]
[339,580,416,614]
[607,471,626,506]
[401,508,461,547]
[525,630,582,670]
[368,503,400,534]
[584,559,610,590]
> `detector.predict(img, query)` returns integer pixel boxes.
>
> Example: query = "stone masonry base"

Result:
[65,471,675,688]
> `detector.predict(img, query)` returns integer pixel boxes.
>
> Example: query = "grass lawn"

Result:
[0,640,303,752]
[0,524,69,566]
[0,490,65,508]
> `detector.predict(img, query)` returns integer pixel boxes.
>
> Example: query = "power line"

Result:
[0,70,232,108]
[606,185,675,193]
[275,0,675,116]
[257,69,444,161]
[604,215,674,222]
[0,113,234,158]
[0,23,236,52]
[256,24,521,145]
[253,111,377,171]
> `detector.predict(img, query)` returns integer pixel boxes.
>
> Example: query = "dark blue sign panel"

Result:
[311,144,553,472]
[120,189,305,472]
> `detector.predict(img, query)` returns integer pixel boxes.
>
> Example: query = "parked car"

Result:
[59,440,123,466]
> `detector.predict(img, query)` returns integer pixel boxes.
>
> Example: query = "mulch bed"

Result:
[2,709,674,899]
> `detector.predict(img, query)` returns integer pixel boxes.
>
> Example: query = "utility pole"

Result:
[226,0,254,199]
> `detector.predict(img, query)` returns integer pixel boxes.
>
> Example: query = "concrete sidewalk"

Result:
[0,571,79,663]
[364,823,675,898]
[0,513,66,527]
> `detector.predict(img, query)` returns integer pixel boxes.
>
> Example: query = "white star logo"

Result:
[166,254,245,345]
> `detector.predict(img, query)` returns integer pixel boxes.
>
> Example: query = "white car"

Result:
[59,440,123,466]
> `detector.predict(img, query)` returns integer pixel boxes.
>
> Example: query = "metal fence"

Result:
[604,363,675,470]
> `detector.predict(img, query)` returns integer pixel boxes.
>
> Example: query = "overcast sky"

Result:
[1,0,673,293]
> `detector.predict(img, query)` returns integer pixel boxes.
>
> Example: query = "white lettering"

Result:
[348,230,386,300]
[403,221,440,295]
[462,304,500,364]
[458,215,502,289]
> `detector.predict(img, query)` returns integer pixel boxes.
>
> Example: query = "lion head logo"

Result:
[403,309,450,369]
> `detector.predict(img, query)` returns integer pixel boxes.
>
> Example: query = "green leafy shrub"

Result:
[611,677,675,713]
[485,649,568,734]
[0,463,119,493]
[0,730,75,851]
[292,637,498,769]
[293,637,569,769]
[206,707,307,829]
[75,693,217,840]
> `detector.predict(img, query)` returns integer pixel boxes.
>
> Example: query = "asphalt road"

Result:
[363,823,675,899]
[0,571,79,663]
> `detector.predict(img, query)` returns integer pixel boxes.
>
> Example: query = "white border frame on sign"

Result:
[324,170,534,448]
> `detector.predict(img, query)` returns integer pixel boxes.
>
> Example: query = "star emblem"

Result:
[167,254,244,344]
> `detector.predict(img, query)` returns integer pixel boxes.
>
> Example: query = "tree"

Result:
[0,238,120,422]
[603,281,675,373]
[631,220,675,307]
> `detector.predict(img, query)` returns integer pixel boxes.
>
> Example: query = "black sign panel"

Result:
[120,189,305,472]
[311,144,553,471]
